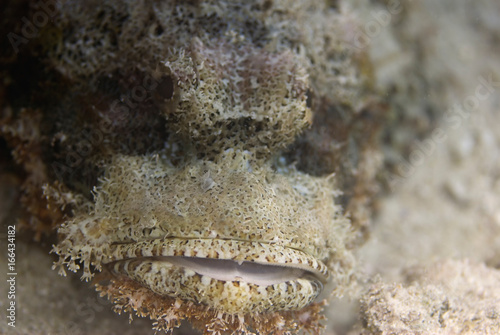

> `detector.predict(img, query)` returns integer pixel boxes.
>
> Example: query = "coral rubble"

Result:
[358,260,500,335]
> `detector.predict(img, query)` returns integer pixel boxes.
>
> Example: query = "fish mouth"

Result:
[105,237,330,313]
[148,256,321,286]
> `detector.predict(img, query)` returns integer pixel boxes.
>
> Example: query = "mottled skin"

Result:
[53,152,351,316]
[1,0,381,334]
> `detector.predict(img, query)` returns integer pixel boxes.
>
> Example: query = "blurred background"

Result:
[1,0,499,334]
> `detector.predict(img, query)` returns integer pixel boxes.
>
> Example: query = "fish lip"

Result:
[106,237,330,283]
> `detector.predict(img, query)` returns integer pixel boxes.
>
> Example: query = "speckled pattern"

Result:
[1,0,378,333]
[106,237,328,313]
[2,0,500,334]
[107,238,330,279]
[112,258,322,313]
[52,153,352,314]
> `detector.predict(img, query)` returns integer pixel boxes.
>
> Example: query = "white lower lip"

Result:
[156,256,311,286]
[106,237,330,284]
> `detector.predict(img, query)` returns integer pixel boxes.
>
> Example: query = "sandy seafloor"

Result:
[1,0,500,334]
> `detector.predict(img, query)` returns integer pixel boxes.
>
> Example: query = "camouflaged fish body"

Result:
[14,0,378,333]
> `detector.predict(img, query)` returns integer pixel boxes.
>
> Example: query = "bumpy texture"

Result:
[52,151,355,328]
[1,0,382,334]
[357,260,500,335]
[54,153,350,266]
[162,41,311,157]
[3,0,500,334]
[112,259,322,314]
[53,0,362,101]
